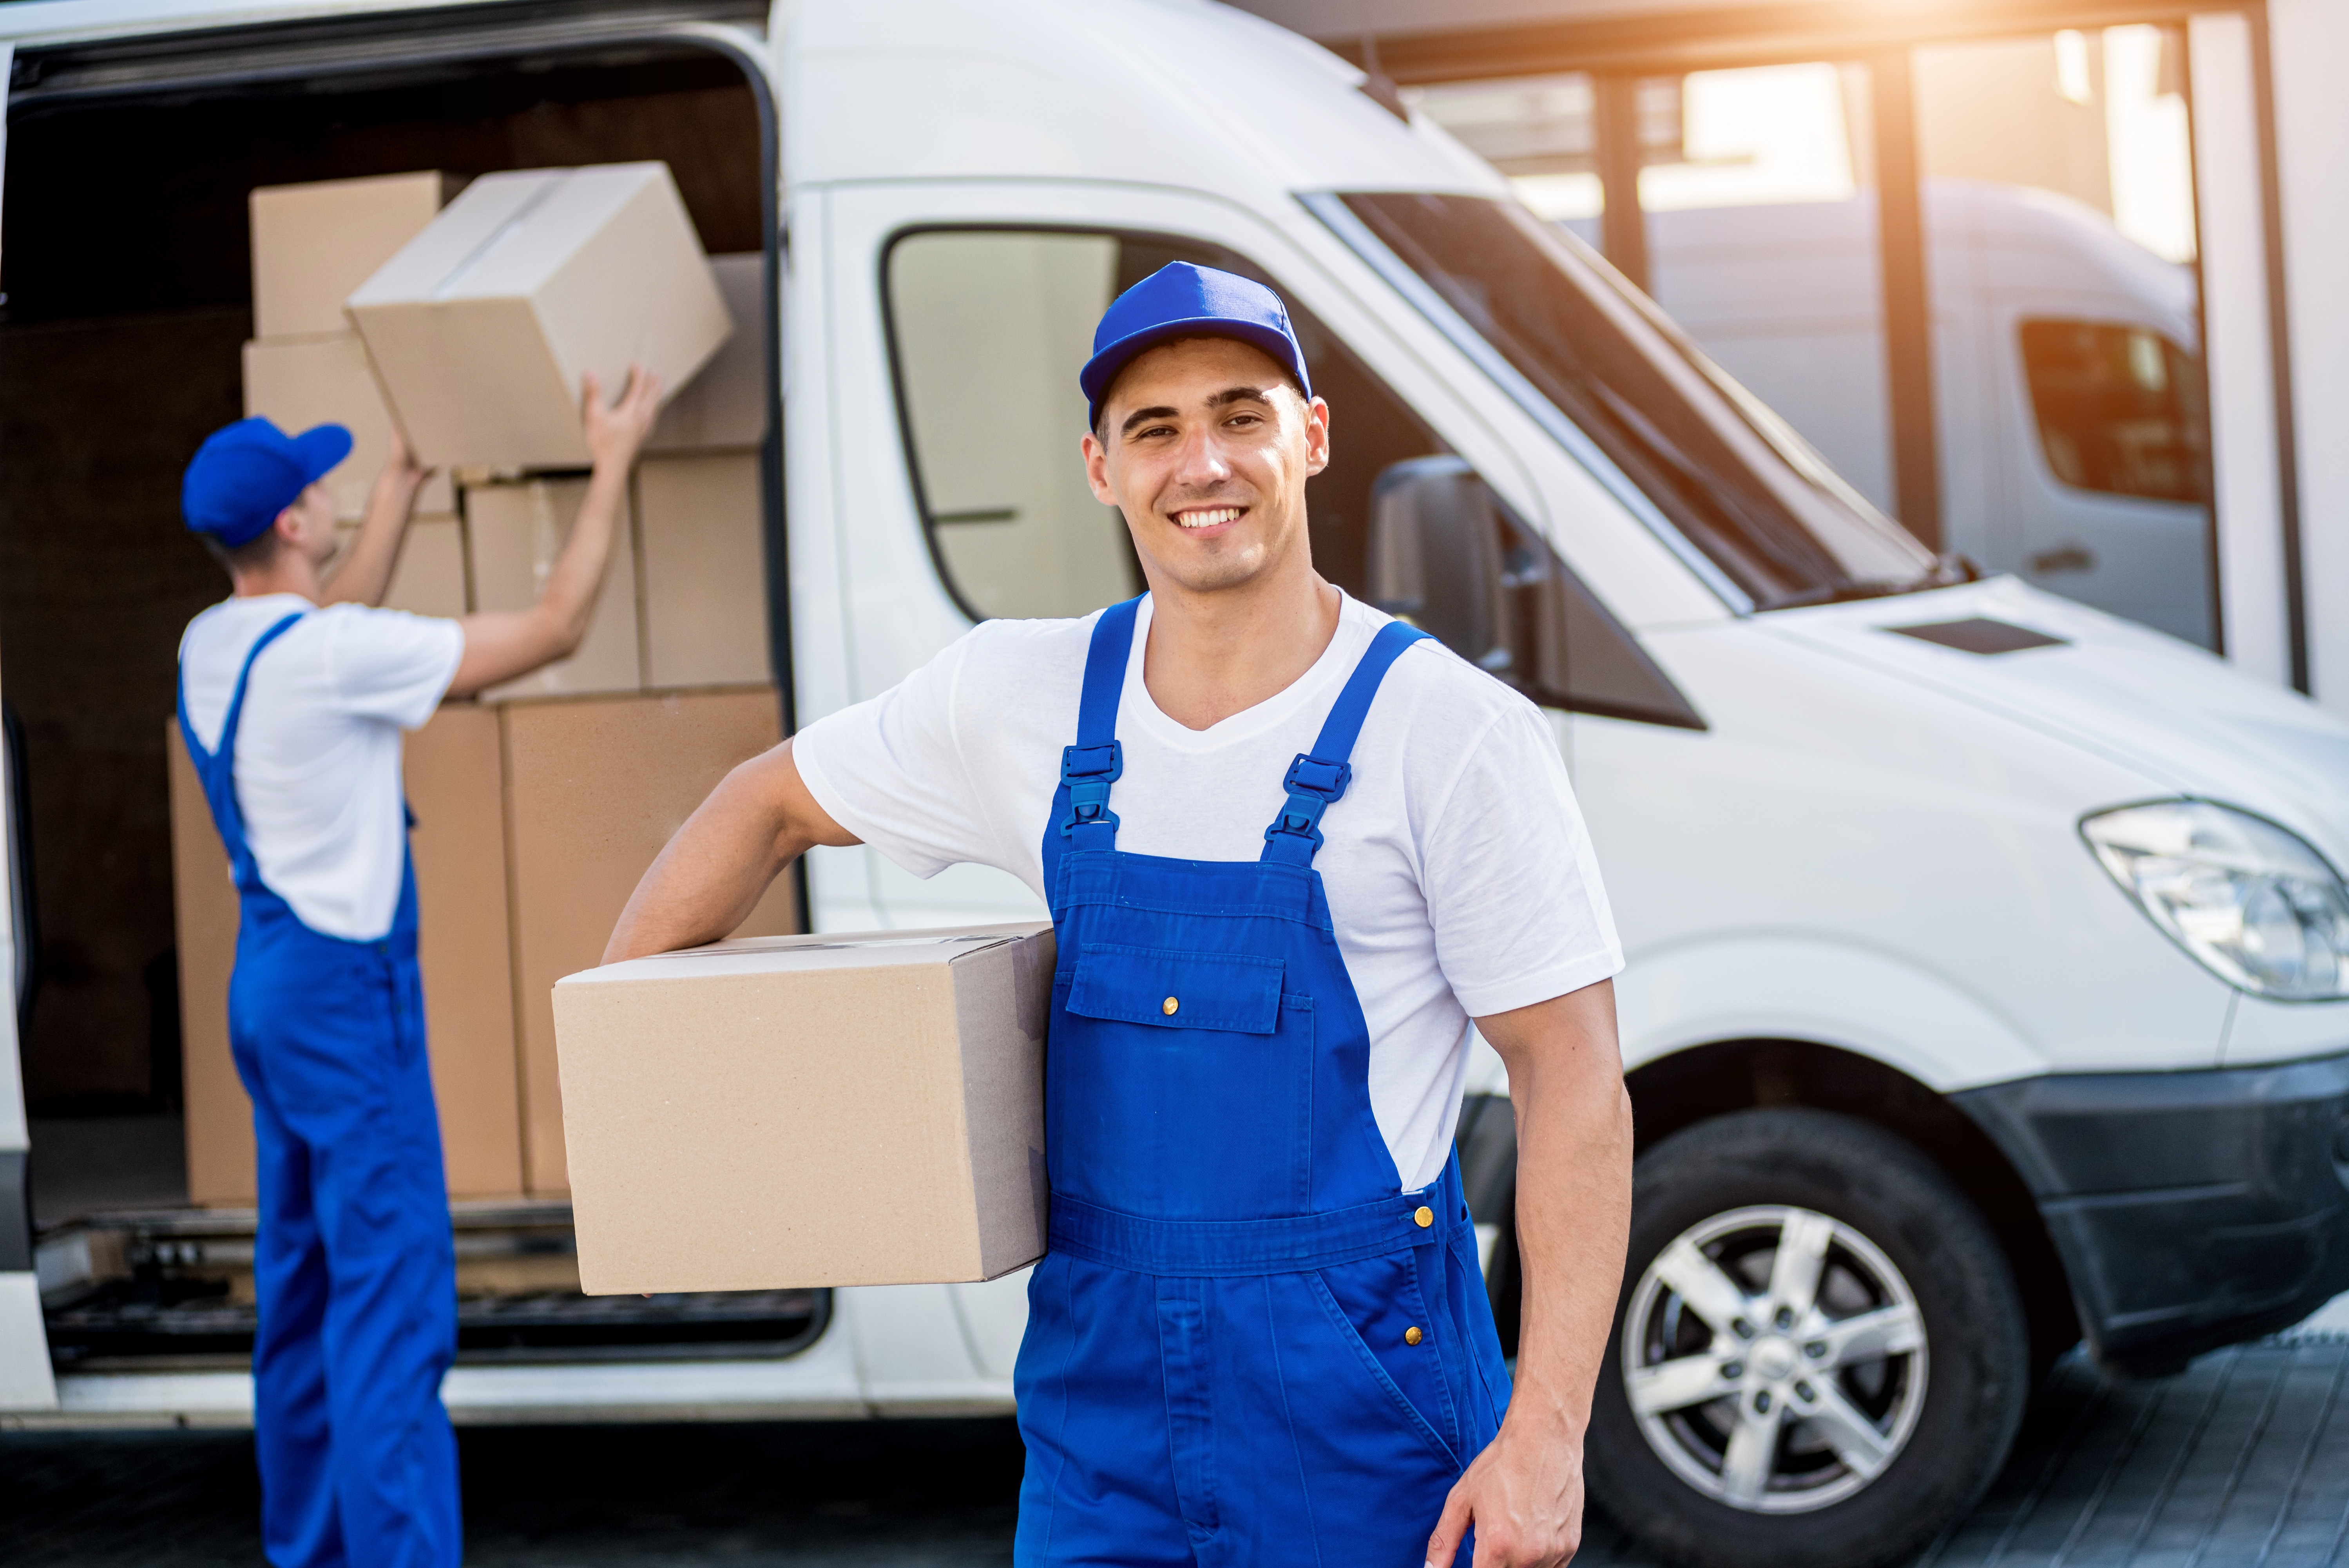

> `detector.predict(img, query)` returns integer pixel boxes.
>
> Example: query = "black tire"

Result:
[1583,1109,2028,1568]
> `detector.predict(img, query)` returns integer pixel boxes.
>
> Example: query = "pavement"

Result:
[9,1334,2349,1566]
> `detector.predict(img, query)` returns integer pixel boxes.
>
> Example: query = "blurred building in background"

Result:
[1235,0,2332,706]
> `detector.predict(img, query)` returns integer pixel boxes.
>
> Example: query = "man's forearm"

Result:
[537,464,628,643]
[1492,982,1634,1440]
[320,471,422,606]
[603,741,859,964]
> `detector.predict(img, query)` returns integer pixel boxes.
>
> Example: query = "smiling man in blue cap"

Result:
[606,263,1632,1566]
[176,371,657,1568]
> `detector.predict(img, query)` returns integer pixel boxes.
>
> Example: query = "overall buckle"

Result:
[1060,741,1124,838]
[1261,753,1353,864]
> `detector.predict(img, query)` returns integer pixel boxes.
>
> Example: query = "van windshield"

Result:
[1336,192,1945,610]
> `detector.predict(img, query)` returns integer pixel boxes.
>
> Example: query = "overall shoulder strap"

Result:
[1056,596,1141,854]
[223,613,307,737]
[1261,619,1432,867]
[179,610,306,857]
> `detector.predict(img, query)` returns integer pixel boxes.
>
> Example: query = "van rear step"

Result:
[36,1203,825,1367]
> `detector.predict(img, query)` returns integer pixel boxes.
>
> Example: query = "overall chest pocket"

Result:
[1065,943,1284,1033]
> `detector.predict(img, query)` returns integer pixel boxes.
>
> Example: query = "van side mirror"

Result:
[1367,456,1511,672]
[1365,456,1706,732]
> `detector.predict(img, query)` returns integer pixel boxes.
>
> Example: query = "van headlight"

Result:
[2081,801,2349,1001]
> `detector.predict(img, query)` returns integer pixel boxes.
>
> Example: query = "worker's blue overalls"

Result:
[178,612,462,1568]
[1015,599,1514,1565]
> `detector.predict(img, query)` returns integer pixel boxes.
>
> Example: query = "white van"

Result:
[4,2,2347,1565]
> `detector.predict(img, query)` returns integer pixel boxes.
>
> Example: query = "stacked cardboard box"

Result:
[243,174,458,521]
[176,179,786,1203]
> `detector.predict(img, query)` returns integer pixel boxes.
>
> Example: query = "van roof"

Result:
[3,0,1509,206]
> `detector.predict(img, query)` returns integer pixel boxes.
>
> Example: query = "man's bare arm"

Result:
[603,739,862,964]
[1428,978,1633,1568]
[446,367,661,697]
[319,428,432,608]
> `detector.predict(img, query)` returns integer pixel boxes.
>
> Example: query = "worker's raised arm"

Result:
[603,739,861,963]
[445,366,661,697]
[319,427,435,608]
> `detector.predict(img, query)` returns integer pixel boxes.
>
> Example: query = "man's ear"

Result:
[1302,394,1332,479]
[1082,431,1117,506]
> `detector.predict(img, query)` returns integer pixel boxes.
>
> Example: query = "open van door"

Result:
[0,37,62,1409]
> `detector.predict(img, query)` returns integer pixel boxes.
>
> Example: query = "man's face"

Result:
[1083,336,1329,596]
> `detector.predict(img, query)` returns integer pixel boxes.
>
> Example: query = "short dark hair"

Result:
[1091,335,1308,441]
[198,525,284,576]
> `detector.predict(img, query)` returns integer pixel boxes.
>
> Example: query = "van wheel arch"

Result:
[1463,1038,2079,1380]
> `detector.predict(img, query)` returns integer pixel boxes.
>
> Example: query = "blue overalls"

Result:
[1015,599,1514,1566]
[178,612,462,1568]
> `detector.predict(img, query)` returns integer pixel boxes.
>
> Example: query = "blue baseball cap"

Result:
[1080,263,1312,429]
[182,417,354,548]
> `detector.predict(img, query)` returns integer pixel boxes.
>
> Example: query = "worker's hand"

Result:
[583,364,663,474]
[380,425,436,497]
[1425,1403,1585,1567]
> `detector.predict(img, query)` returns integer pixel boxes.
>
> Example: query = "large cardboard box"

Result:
[333,513,468,619]
[502,690,800,1193]
[465,478,640,701]
[637,453,769,689]
[242,335,455,520]
[168,708,526,1203]
[555,924,1053,1293]
[250,172,458,340]
[347,163,732,470]
[646,252,767,453]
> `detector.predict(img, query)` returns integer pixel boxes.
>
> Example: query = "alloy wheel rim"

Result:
[1621,1204,1929,1514]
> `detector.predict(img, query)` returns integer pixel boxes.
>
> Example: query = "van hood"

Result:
[1764,576,2349,867]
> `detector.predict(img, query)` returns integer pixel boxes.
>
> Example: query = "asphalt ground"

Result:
[7,1339,2349,1567]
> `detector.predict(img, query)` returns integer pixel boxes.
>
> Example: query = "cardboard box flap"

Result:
[562,925,1038,987]
[347,169,562,307]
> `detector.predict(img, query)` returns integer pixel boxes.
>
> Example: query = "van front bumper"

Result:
[1956,1051,2349,1376]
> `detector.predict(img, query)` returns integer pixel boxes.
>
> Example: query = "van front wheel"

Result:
[1584,1108,2028,1568]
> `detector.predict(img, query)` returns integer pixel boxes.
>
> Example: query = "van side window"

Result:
[2017,319,2211,505]
[885,232,1140,621]
[882,225,1699,728]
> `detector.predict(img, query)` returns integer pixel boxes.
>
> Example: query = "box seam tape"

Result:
[429,171,571,302]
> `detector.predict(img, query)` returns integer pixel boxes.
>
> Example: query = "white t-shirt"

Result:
[793,591,1622,1190]
[178,594,464,942]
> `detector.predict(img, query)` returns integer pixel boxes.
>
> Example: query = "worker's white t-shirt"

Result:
[178,594,464,942]
[793,591,1622,1191]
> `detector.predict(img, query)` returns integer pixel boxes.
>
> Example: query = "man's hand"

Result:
[382,424,434,496]
[1427,980,1632,1568]
[1427,1412,1587,1568]
[583,365,662,473]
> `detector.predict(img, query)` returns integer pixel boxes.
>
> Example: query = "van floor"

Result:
[27,1116,187,1231]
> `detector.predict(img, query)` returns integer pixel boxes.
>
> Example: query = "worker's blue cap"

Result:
[182,417,353,548]
[1080,263,1312,429]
